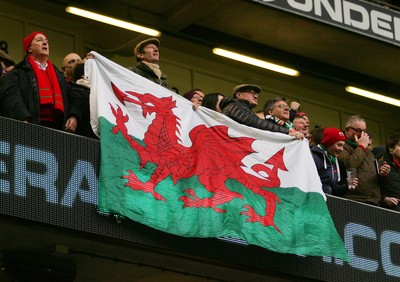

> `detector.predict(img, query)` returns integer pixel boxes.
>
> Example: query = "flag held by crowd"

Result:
[87,52,349,261]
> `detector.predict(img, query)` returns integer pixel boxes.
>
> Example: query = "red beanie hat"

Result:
[23,32,45,54]
[321,128,346,147]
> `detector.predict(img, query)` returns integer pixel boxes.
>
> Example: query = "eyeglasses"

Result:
[348,126,366,134]
[274,104,289,110]
[241,89,259,96]
[192,94,202,101]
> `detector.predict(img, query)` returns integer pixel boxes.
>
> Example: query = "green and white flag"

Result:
[87,52,349,261]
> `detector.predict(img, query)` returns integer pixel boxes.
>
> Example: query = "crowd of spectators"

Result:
[0,33,399,213]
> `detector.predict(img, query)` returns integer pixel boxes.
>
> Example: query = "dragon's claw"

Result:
[123,170,165,201]
[241,204,281,233]
[182,188,197,199]
[179,190,226,212]
[152,192,166,202]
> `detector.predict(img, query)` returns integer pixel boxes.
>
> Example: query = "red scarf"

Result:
[394,158,400,171]
[28,56,64,120]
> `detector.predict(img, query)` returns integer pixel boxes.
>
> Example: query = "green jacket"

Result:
[338,142,380,206]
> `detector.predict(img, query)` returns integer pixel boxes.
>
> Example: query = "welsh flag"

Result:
[87,52,349,261]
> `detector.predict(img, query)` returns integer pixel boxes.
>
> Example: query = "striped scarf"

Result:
[266,115,294,130]
[28,56,64,113]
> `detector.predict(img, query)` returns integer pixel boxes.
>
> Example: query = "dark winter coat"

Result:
[69,81,97,139]
[379,153,400,211]
[219,97,289,134]
[0,57,80,129]
[128,62,168,88]
[311,145,347,195]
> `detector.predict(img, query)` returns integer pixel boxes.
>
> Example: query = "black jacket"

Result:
[219,97,289,134]
[379,153,400,211]
[69,81,97,139]
[311,145,348,195]
[0,57,80,128]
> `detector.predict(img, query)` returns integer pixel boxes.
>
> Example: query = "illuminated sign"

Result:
[0,142,97,206]
[344,223,400,276]
[253,0,400,46]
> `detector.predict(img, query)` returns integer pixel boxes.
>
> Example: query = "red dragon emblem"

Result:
[109,83,288,232]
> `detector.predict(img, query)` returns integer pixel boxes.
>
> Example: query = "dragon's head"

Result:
[126,91,176,117]
[111,82,177,118]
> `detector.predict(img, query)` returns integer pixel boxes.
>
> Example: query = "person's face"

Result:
[28,33,49,57]
[345,120,367,141]
[137,43,159,63]
[62,54,82,78]
[302,115,310,125]
[390,141,400,161]
[269,101,290,121]
[195,90,204,99]
[236,89,259,107]
[301,124,309,134]
[327,140,345,157]
[190,91,204,107]
[215,94,224,113]
[293,117,308,133]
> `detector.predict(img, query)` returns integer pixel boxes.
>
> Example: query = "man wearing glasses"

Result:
[338,115,390,206]
[263,97,294,130]
[219,84,303,139]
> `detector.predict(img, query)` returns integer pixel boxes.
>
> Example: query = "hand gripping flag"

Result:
[86,52,349,261]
